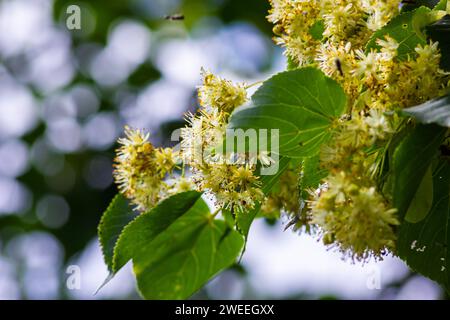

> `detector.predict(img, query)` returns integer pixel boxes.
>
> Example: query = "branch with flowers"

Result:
[97,0,450,299]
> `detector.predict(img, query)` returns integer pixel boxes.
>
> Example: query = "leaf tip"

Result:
[93,273,115,296]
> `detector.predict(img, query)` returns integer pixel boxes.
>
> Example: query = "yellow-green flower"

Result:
[198,69,247,115]
[310,171,399,261]
[113,126,178,212]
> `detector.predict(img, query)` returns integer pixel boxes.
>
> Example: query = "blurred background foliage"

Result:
[0,0,445,299]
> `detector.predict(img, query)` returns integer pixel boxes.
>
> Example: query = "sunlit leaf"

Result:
[228,67,347,158]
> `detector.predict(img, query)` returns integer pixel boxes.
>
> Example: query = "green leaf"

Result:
[309,20,324,41]
[136,218,243,300]
[404,164,434,223]
[402,94,450,127]
[398,160,450,291]
[112,191,203,273]
[301,154,327,190]
[366,7,431,60]
[286,56,298,70]
[228,67,347,158]
[113,192,244,299]
[221,208,235,229]
[98,194,138,272]
[434,0,448,10]
[259,156,292,195]
[392,124,446,220]
[235,205,260,240]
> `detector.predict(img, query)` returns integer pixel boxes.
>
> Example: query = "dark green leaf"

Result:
[98,194,138,272]
[301,154,327,190]
[286,56,298,70]
[112,192,244,299]
[228,67,347,158]
[366,7,431,60]
[404,164,434,223]
[434,0,448,10]
[309,20,324,40]
[398,160,450,291]
[135,218,244,299]
[259,156,292,195]
[402,95,450,127]
[221,208,236,229]
[235,205,260,240]
[117,195,244,299]
[112,191,202,273]
[392,124,446,220]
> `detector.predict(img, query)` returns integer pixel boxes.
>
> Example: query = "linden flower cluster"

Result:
[312,110,400,260]
[268,0,402,66]
[316,37,449,107]
[198,69,247,117]
[268,0,449,261]
[354,38,449,110]
[114,70,267,214]
[310,171,399,261]
[181,70,264,212]
[113,126,178,212]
